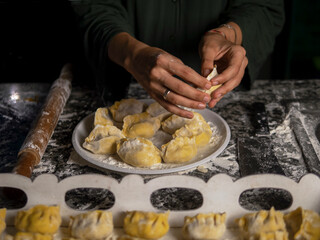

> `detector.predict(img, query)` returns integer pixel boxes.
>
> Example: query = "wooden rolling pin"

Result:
[13,63,73,177]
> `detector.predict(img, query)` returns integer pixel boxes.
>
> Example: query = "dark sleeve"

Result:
[221,0,285,82]
[71,0,133,101]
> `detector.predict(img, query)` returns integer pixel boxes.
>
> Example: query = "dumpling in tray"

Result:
[182,212,227,240]
[284,207,320,240]
[14,205,61,235]
[161,136,197,163]
[93,107,113,126]
[123,211,169,239]
[173,112,212,148]
[109,98,146,122]
[146,101,171,121]
[236,207,288,240]
[83,125,124,154]
[117,137,162,167]
[161,114,192,135]
[68,210,113,240]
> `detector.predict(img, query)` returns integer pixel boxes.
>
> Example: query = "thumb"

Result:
[200,51,216,78]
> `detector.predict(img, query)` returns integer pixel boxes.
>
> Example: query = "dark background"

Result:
[0,0,319,86]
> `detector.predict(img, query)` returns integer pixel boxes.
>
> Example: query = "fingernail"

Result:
[198,103,206,108]
[212,81,219,85]
[203,96,210,103]
[203,69,210,77]
[205,83,211,89]
[186,112,194,118]
[215,93,222,99]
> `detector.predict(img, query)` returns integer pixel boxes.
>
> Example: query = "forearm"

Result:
[107,32,149,74]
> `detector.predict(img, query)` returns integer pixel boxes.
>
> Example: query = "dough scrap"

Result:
[182,212,227,240]
[123,211,170,239]
[93,107,113,126]
[83,125,124,154]
[0,208,6,235]
[68,210,113,240]
[284,207,320,240]
[173,112,212,148]
[14,205,61,235]
[122,112,161,139]
[236,207,288,240]
[161,114,192,135]
[146,102,172,121]
[109,99,146,122]
[161,136,197,163]
[117,137,162,167]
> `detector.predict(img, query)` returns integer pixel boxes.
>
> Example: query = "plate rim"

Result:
[72,99,231,175]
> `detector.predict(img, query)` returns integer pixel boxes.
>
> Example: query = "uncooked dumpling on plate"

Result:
[182,212,227,240]
[235,207,288,240]
[146,101,172,121]
[0,208,6,235]
[173,112,212,148]
[68,210,113,240]
[83,125,125,154]
[123,211,170,239]
[122,112,161,139]
[161,136,197,163]
[14,205,61,235]
[109,98,146,122]
[93,107,113,127]
[117,137,162,167]
[161,114,192,135]
[284,207,320,240]
[6,232,53,240]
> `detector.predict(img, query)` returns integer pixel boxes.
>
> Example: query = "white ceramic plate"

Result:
[72,99,231,175]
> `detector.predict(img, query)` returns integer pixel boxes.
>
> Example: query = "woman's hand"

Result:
[199,25,248,108]
[108,33,213,118]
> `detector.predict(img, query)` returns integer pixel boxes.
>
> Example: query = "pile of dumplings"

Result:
[83,98,215,168]
[1,206,320,239]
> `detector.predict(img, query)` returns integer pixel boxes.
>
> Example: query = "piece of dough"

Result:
[68,210,113,240]
[182,212,227,240]
[117,137,162,167]
[83,124,124,154]
[15,205,61,235]
[161,114,192,135]
[284,207,320,240]
[122,112,161,139]
[6,232,53,240]
[236,207,288,240]
[173,112,212,148]
[0,208,6,235]
[93,107,113,126]
[123,211,169,239]
[109,99,146,122]
[198,66,221,95]
[146,102,172,121]
[161,136,197,163]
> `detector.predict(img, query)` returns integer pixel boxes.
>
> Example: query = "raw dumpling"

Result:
[68,210,113,240]
[182,212,227,240]
[284,207,320,240]
[236,207,288,240]
[6,232,53,240]
[198,66,221,95]
[161,136,197,163]
[109,98,146,122]
[15,205,61,235]
[0,208,6,235]
[123,211,169,239]
[93,107,113,126]
[122,112,161,139]
[117,137,162,167]
[146,102,171,121]
[173,112,212,148]
[161,114,192,135]
[83,125,124,154]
